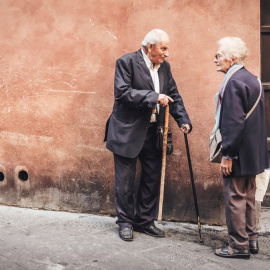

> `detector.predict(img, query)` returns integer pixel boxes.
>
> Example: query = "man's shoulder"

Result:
[117,51,139,62]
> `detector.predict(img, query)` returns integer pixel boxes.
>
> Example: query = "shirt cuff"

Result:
[222,154,238,160]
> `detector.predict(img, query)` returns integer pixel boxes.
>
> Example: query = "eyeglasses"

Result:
[214,54,224,60]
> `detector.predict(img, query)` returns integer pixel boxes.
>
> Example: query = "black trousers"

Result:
[113,123,162,229]
[223,176,257,250]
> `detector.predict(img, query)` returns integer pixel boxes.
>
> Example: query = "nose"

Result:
[164,50,169,57]
[214,57,218,63]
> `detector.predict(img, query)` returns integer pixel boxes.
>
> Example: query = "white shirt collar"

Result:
[141,48,160,70]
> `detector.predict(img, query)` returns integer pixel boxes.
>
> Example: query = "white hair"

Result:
[141,29,169,47]
[217,37,249,65]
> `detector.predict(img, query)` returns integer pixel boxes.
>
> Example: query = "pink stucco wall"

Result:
[0,0,260,224]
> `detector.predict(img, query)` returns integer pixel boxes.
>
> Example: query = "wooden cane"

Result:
[157,104,169,224]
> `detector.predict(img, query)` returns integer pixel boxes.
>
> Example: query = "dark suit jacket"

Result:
[220,67,269,177]
[105,49,192,158]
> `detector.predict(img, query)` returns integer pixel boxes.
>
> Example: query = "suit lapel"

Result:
[136,50,155,91]
[158,65,165,94]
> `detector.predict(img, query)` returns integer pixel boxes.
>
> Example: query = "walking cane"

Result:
[157,104,169,224]
[183,131,204,244]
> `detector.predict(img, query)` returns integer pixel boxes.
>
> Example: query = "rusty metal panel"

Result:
[261,0,270,25]
[261,0,270,137]
[261,34,270,82]
[265,91,270,136]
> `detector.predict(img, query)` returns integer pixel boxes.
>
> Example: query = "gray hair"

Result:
[217,37,249,65]
[141,29,169,47]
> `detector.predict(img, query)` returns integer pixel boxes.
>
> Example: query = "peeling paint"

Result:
[0,131,53,145]
[46,90,96,94]
[107,30,118,40]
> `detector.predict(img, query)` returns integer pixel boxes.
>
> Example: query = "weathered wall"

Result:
[0,0,260,224]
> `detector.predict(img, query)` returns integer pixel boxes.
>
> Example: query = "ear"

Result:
[148,44,153,52]
[231,56,237,66]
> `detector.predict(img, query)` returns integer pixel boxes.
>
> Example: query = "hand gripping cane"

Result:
[183,131,204,244]
[157,104,169,224]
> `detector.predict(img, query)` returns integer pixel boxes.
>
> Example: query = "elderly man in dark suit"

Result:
[213,37,269,259]
[104,29,192,241]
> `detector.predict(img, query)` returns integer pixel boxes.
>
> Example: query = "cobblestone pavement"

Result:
[0,205,269,270]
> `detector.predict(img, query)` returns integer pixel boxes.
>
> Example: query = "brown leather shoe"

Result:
[249,240,259,254]
[214,245,250,259]
[119,227,133,241]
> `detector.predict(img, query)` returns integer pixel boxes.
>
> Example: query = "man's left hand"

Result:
[220,157,232,176]
[180,124,191,134]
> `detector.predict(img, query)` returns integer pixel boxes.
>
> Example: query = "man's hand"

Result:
[157,94,174,107]
[220,157,232,176]
[180,124,191,134]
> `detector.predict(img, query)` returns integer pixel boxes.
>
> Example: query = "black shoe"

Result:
[119,227,133,241]
[249,240,259,254]
[135,225,165,238]
[214,245,250,259]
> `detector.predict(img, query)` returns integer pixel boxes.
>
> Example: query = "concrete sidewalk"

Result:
[0,205,269,270]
